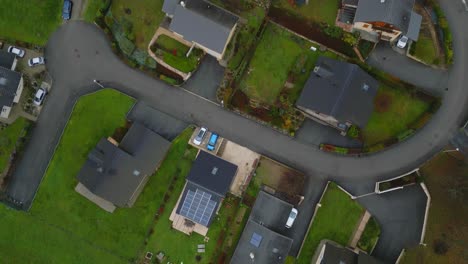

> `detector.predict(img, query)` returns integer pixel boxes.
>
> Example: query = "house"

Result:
[314,241,382,264]
[231,191,296,264]
[162,0,238,61]
[337,0,422,43]
[0,52,23,119]
[75,122,171,212]
[296,57,379,131]
[171,150,238,235]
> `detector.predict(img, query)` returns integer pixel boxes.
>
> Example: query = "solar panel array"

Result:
[180,188,217,226]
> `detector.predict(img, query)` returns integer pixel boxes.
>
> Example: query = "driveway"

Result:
[357,184,427,263]
[296,119,363,149]
[182,55,224,103]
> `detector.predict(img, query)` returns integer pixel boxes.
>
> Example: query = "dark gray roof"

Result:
[230,219,293,264]
[186,150,237,196]
[0,50,16,70]
[162,0,179,16]
[319,243,382,264]
[249,191,293,234]
[354,0,421,40]
[407,11,422,40]
[343,0,359,6]
[175,181,222,226]
[0,66,21,108]
[296,57,379,128]
[168,0,238,54]
[77,122,171,207]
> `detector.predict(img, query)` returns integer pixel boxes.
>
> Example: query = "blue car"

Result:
[207,133,219,151]
[62,0,73,20]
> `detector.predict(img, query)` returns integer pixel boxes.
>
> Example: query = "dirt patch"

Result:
[373,92,392,113]
[231,89,250,111]
[256,157,305,196]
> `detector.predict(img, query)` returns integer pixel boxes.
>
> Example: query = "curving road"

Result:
[4,1,467,262]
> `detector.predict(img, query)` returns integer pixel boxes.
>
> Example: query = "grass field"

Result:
[362,85,431,146]
[240,22,335,105]
[401,153,468,264]
[297,182,365,263]
[83,0,108,22]
[0,0,62,45]
[152,35,204,73]
[110,0,165,49]
[273,0,340,25]
[411,34,439,65]
[0,118,30,173]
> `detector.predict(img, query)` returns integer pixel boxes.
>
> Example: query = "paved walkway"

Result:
[349,210,371,248]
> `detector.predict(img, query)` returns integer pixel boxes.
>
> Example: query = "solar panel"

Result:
[250,232,263,248]
[180,189,217,226]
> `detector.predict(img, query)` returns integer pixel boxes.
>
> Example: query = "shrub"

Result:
[323,25,343,39]
[433,239,449,255]
[347,125,360,139]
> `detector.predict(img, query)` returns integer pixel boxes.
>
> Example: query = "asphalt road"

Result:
[4,1,468,263]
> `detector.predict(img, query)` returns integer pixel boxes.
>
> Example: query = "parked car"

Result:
[285,208,298,228]
[62,0,73,20]
[33,88,47,106]
[7,46,25,58]
[28,57,45,67]
[207,133,219,151]
[193,127,207,145]
[397,35,409,49]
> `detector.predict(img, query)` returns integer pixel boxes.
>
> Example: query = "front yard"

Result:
[362,85,432,146]
[0,118,31,174]
[150,35,204,73]
[401,153,468,264]
[297,182,365,264]
[272,0,340,25]
[0,0,62,45]
[409,34,439,66]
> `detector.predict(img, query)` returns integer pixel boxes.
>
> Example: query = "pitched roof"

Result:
[249,191,293,233]
[167,0,238,54]
[296,57,379,128]
[76,122,171,207]
[0,66,21,108]
[354,0,421,40]
[186,150,237,196]
[318,242,382,264]
[0,50,16,70]
[230,219,293,264]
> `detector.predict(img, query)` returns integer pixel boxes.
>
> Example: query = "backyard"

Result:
[0,0,62,45]
[151,35,204,73]
[109,0,165,49]
[362,85,432,146]
[409,34,439,66]
[296,182,365,264]
[0,118,31,174]
[401,153,468,264]
[272,0,340,25]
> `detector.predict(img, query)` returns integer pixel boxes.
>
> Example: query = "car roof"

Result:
[36,89,45,96]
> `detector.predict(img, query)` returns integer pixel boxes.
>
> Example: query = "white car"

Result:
[285,208,298,228]
[193,127,207,145]
[7,46,25,57]
[397,35,409,49]
[33,88,47,106]
[28,57,45,67]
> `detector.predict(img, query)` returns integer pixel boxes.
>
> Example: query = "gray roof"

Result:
[77,122,171,207]
[319,242,382,264]
[168,0,238,54]
[249,191,293,234]
[354,0,421,40]
[186,150,237,196]
[296,57,379,128]
[0,66,21,108]
[0,50,16,70]
[162,0,178,16]
[230,219,293,264]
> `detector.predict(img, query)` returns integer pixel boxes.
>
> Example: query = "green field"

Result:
[411,34,439,65]
[0,0,62,45]
[83,0,109,22]
[240,22,336,105]
[363,85,431,146]
[273,0,340,25]
[152,35,204,73]
[0,118,30,174]
[110,0,165,49]
[297,182,365,263]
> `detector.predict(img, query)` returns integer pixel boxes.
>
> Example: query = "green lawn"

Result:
[273,0,340,25]
[411,34,439,65]
[240,22,336,105]
[0,0,62,45]
[0,118,31,173]
[83,0,109,22]
[152,35,204,73]
[357,217,380,253]
[297,182,365,264]
[110,0,165,49]
[362,85,431,146]
[401,153,468,264]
